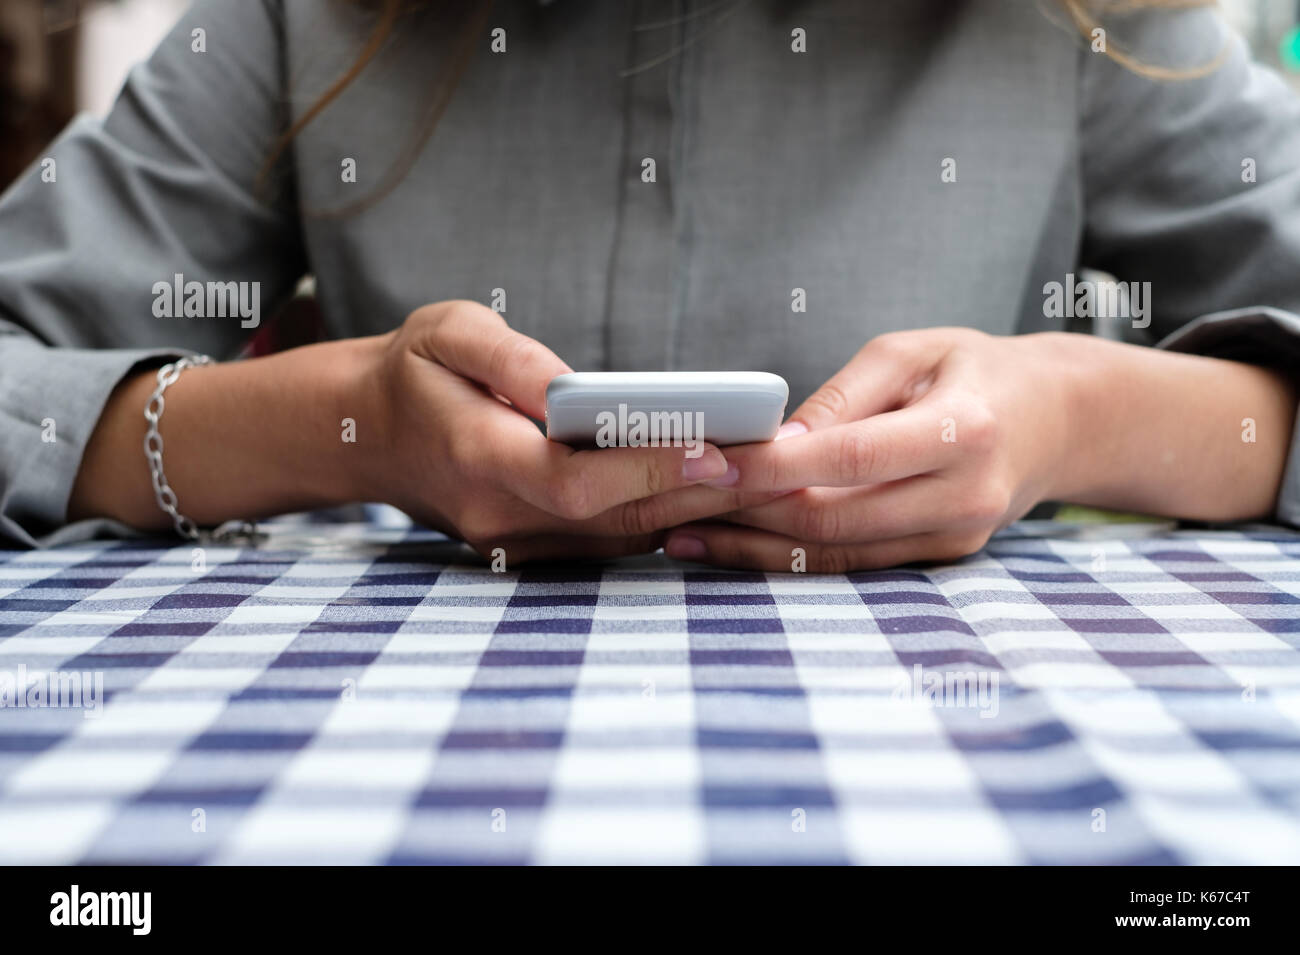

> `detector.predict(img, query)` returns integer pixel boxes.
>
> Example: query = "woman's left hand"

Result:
[664,325,1297,573]
[662,328,1087,572]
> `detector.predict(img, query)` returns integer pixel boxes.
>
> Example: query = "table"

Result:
[2,519,1299,865]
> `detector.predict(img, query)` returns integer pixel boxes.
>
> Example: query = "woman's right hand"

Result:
[71,299,770,561]
[353,300,769,563]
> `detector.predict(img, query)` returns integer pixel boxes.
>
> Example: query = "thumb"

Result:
[789,333,936,432]
[412,300,572,419]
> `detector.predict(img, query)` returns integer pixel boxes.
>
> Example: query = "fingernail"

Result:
[704,464,740,488]
[682,448,728,481]
[666,534,707,560]
[776,421,808,440]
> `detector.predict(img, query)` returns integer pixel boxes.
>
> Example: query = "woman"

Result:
[0,0,1297,571]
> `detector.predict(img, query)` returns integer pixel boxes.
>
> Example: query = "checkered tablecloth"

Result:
[2,519,1299,865]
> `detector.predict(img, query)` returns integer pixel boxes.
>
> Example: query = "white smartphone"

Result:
[546,371,789,449]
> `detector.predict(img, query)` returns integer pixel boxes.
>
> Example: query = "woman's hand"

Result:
[73,299,774,559]
[354,300,777,563]
[663,328,1297,572]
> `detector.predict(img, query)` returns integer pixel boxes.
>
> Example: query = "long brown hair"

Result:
[265,0,1222,215]
[1059,0,1226,79]
[258,0,492,217]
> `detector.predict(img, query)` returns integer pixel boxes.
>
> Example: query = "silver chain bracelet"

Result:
[143,356,260,544]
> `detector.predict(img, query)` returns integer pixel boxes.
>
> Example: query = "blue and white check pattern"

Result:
[2,519,1299,865]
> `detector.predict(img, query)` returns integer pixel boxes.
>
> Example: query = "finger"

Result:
[718,477,989,543]
[448,395,737,526]
[714,404,961,491]
[415,300,572,418]
[449,476,789,543]
[664,523,983,573]
[494,415,735,519]
[577,484,795,538]
[789,331,947,432]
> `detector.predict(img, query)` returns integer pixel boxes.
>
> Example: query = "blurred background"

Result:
[1,0,185,187]
[2,0,1299,192]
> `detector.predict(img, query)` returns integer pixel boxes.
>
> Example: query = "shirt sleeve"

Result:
[0,0,305,548]
[1077,6,1300,525]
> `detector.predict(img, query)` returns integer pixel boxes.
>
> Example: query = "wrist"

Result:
[1018,332,1100,503]
[1027,332,1296,520]
[72,337,390,532]
[325,332,391,505]
[70,368,172,528]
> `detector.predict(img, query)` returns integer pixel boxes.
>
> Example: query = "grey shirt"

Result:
[3,0,1300,547]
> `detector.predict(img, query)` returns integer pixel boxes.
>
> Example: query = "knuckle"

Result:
[642,456,671,497]
[746,448,785,491]
[549,472,597,520]
[836,426,879,481]
[404,300,497,353]
[443,298,495,324]
[803,382,851,421]
[928,326,983,348]
[864,330,902,354]
[810,546,852,574]
[962,481,1013,526]
[427,299,476,333]
[458,508,500,545]
[937,531,990,563]
[486,334,536,382]
[863,330,915,362]
[796,497,840,543]
[615,496,658,537]
[406,302,444,330]
[952,326,990,345]
[955,396,999,452]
